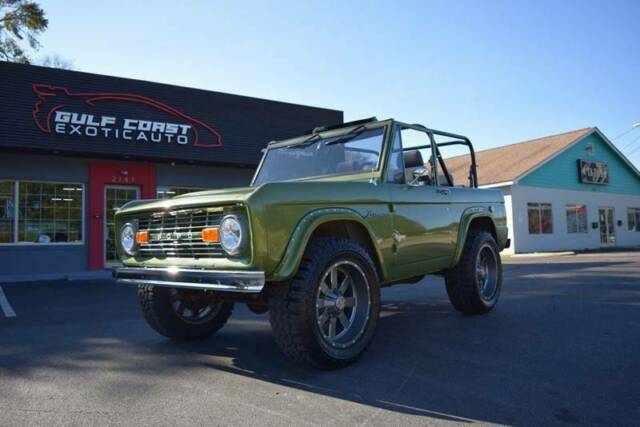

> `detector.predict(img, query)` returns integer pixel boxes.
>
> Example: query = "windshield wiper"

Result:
[285,133,323,149]
[324,125,367,146]
[285,124,369,149]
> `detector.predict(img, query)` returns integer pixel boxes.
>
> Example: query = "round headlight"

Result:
[220,215,245,255]
[120,223,137,256]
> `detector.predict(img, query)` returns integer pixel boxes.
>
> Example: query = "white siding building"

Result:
[448,128,640,253]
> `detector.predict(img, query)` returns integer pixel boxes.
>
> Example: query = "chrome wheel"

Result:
[476,245,498,300]
[315,260,371,349]
[170,289,223,324]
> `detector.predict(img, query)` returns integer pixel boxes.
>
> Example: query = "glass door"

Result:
[105,186,140,266]
[598,207,615,246]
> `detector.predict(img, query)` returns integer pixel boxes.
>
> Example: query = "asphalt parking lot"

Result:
[1,252,639,426]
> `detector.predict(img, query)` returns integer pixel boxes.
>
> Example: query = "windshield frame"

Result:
[250,120,393,186]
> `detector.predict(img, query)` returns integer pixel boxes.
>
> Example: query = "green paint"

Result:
[115,119,507,285]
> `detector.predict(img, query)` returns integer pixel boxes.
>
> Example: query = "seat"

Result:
[403,150,423,168]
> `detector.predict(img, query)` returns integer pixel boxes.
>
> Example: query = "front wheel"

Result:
[268,238,381,369]
[444,230,502,315]
[138,286,234,340]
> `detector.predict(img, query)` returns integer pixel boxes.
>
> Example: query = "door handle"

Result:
[436,189,450,196]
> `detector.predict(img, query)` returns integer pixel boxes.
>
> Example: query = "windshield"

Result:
[252,127,385,185]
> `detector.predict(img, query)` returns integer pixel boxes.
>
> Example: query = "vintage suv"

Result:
[114,117,509,369]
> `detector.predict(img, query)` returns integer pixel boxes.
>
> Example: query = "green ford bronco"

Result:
[114,117,509,368]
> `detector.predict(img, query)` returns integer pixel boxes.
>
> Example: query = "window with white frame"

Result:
[0,180,84,244]
[566,204,588,233]
[156,186,205,199]
[628,208,640,232]
[528,202,553,234]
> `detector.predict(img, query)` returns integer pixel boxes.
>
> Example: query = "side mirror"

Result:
[412,167,427,180]
[410,167,430,186]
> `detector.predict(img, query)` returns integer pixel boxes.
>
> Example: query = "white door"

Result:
[105,185,140,266]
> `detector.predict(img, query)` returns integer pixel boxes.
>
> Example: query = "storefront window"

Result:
[156,186,204,199]
[528,203,553,234]
[16,182,83,243]
[566,204,587,233]
[628,208,640,232]
[0,181,15,243]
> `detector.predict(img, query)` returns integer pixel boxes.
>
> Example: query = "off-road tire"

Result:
[268,238,381,369]
[247,303,269,315]
[444,230,502,315]
[138,285,234,340]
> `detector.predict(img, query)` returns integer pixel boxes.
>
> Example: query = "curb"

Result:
[503,251,575,259]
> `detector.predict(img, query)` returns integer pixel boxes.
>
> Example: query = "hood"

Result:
[117,186,258,215]
[175,186,257,200]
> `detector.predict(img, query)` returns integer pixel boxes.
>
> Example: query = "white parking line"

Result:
[0,286,16,318]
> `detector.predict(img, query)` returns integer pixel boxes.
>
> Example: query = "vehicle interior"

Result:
[395,122,478,188]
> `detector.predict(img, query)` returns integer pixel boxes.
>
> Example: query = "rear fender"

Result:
[452,206,502,266]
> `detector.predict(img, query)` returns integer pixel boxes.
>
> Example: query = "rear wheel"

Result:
[138,286,234,340]
[444,230,502,315]
[268,238,380,369]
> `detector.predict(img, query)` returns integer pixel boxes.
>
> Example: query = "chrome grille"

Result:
[136,208,226,258]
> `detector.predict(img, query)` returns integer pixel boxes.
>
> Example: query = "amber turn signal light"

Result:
[201,227,219,243]
[135,230,149,244]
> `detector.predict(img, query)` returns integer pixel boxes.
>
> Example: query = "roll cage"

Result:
[394,121,478,188]
[253,117,479,188]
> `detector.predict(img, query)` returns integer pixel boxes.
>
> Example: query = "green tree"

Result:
[0,0,48,63]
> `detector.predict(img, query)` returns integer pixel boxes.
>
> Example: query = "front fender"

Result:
[266,207,386,282]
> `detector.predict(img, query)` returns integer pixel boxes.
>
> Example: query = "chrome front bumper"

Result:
[113,267,265,293]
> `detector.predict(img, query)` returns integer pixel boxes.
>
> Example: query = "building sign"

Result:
[32,84,223,148]
[0,61,342,165]
[578,159,609,185]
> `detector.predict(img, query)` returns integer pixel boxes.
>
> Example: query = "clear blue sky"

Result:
[37,0,640,165]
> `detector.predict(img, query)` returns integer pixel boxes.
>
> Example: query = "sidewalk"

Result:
[503,246,640,260]
[0,270,113,285]
[502,251,574,260]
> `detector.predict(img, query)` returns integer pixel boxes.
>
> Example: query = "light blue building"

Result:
[449,128,640,253]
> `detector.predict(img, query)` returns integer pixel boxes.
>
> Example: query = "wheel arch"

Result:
[453,207,499,266]
[267,208,386,283]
